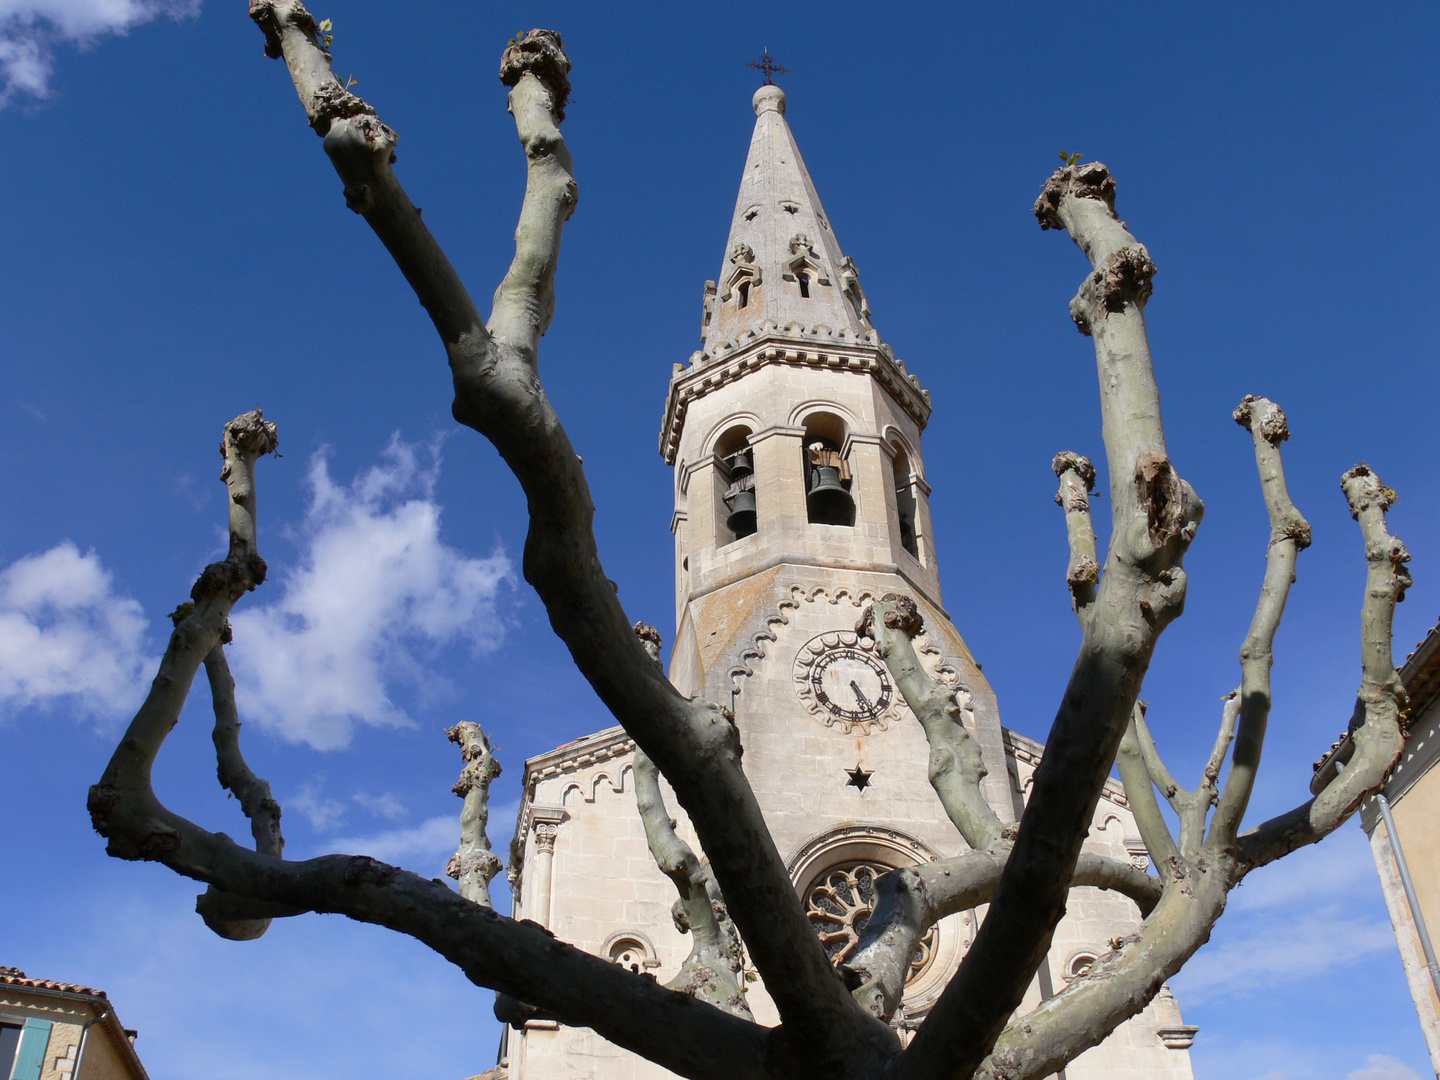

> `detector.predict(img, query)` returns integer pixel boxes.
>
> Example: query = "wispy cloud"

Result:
[0,0,200,105]
[1348,1055,1426,1080]
[228,434,515,751]
[325,815,458,872]
[0,540,149,721]
[289,779,347,833]
[353,791,407,822]
[1173,829,1395,1006]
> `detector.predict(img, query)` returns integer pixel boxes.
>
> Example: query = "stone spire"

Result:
[702,84,872,351]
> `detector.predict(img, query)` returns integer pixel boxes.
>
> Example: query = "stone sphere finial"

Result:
[753,84,786,116]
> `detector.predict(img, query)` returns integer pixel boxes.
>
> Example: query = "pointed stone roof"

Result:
[703,84,873,351]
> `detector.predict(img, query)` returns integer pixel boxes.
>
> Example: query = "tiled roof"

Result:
[1400,617,1440,719]
[0,967,107,1000]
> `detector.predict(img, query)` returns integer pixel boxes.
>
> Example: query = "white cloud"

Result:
[228,434,514,751]
[353,791,407,822]
[0,0,200,105]
[324,815,458,871]
[1348,1055,1426,1080]
[289,779,346,832]
[1177,907,1395,1005]
[1229,827,1378,912]
[0,540,149,720]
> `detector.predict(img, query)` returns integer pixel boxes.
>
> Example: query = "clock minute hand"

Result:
[849,679,872,714]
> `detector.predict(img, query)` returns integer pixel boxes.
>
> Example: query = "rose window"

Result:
[805,862,936,984]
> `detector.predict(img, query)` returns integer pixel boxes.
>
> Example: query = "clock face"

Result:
[793,632,897,735]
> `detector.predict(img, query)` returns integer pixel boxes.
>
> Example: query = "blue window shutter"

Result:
[9,1019,51,1080]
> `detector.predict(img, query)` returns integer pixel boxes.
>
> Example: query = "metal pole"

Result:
[72,1009,107,1080]
[1377,793,1440,1000]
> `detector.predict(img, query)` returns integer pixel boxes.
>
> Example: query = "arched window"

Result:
[804,861,937,985]
[802,413,854,527]
[891,442,919,558]
[608,936,654,974]
[715,425,756,543]
[1064,951,1097,981]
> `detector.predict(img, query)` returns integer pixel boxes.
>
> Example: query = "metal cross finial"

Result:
[747,49,788,85]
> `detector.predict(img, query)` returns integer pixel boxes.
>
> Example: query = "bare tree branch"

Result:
[630,622,751,1018]
[846,850,1163,1023]
[489,31,576,354]
[243,11,880,1060]
[446,722,503,907]
[893,161,1205,1080]
[975,860,1231,1080]
[1052,451,1099,617]
[861,596,1005,850]
[1208,396,1311,848]
[1114,706,1180,867]
[1238,464,1409,867]
[635,749,751,1018]
[1196,690,1241,825]
[195,639,288,940]
[88,412,774,1079]
[247,1,484,346]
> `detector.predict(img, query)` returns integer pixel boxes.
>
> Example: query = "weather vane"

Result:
[747,48,788,85]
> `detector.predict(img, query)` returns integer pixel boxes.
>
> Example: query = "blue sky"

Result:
[1,2,1436,1078]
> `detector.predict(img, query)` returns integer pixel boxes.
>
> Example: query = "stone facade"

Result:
[0,969,149,1080]
[506,83,1196,1080]
[1359,619,1440,1072]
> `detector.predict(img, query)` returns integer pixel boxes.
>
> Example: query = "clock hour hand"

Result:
[850,679,872,714]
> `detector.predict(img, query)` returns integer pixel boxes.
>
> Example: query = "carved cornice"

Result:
[659,325,932,464]
[522,725,635,798]
[1002,727,1130,809]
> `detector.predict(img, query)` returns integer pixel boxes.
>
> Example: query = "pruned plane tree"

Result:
[88,9,1412,1080]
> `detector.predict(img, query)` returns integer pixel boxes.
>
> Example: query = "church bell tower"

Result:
[659,82,1016,841]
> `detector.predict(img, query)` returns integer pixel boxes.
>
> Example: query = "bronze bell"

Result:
[807,464,855,526]
[728,448,754,478]
[725,488,757,537]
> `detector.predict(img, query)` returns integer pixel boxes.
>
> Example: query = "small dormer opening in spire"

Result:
[721,240,762,316]
[798,274,809,299]
[716,425,756,543]
[890,441,919,559]
[802,413,855,528]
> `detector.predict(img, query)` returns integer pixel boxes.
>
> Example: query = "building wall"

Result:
[0,990,141,1080]
[1364,688,1440,1073]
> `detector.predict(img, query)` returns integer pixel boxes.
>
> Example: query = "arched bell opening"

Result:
[891,442,919,559]
[715,425,757,543]
[802,412,855,528]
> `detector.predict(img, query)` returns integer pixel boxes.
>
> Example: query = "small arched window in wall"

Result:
[891,442,919,559]
[715,425,756,543]
[608,936,654,974]
[802,413,855,527]
[1063,951,1097,982]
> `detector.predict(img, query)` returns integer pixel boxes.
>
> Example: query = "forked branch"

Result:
[1238,464,1409,867]
[89,413,770,1079]
[195,639,288,940]
[244,17,874,1062]
[894,161,1203,1080]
